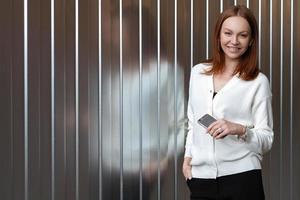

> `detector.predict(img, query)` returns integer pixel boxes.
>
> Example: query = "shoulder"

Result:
[255,72,270,85]
[191,62,212,75]
[250,72,272,97]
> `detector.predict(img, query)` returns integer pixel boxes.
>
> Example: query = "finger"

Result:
[187,169,192,180]
[212,127,222,137]
[216,130,228,139]
[183,169,189,179]
[207,120,220,131]
[208,124,220,135]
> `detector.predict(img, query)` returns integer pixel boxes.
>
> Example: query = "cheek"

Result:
[219,37,228,49]
[241,38,251,46]
[220,35,230,47]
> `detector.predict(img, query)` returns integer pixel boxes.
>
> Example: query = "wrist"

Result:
[240,125,246,136]
[238,124,253,141]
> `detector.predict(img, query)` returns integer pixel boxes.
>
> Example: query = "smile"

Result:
[226,46,241,53]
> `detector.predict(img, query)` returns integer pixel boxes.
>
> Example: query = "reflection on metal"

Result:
[139,0,143,200]
[157,0,161,199]
[258,0,261,69]
[290,0,294,198]
[51,0,55,199]
[280,0,283,197]
[24,0,28,199]
[98,0,102,198]
[270,0,273,88]
[174,0,178,199]
[119,0,124,199]
[206,0,209,59]
[75,0,79,198]
[220,0,223,12]
[191,0,194,66]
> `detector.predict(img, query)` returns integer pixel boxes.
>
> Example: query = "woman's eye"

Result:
[241,34,248,38]
[224,32,231,36]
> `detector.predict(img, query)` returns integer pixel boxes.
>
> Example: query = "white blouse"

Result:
[184,63,274,179]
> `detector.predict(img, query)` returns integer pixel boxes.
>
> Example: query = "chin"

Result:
[225,53,242,60]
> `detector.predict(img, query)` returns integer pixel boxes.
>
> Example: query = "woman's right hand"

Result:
[182,157,192,180]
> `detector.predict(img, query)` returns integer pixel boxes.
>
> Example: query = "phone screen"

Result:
[197,114,217,128]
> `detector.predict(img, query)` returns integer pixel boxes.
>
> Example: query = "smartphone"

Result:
[197,114,217,129]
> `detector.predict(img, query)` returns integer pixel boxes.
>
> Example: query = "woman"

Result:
[182,5,273,200]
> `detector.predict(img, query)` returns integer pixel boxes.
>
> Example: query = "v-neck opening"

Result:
[211,74,238,93]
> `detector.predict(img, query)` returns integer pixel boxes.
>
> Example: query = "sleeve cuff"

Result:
[238,125,254,142]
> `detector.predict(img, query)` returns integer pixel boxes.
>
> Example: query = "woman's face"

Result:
[220,16,252,61]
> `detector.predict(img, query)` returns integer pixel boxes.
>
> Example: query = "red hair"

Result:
[204,5,259,80]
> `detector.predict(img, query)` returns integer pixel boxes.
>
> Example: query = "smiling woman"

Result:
[183,5,273,200]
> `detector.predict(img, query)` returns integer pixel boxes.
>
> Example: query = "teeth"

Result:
[227,47,239,53]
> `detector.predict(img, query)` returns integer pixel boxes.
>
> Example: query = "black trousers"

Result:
[186,169,265,200]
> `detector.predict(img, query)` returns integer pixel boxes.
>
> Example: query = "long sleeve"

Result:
[243,75,274,155]
[245,95,274,155]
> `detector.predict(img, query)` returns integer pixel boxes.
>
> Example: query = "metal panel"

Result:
[193,0,206,64]
[208,0,220,57]
[121,1,140,200]
[160,0,175,199]
[177,1,191,200]
[101,1,121,200]
[292,1,300,199]
[77,0,99,199]
[54,0,76,199]
[141,1,159,200]
[27,0,52,200]
[269,0,282,200]
[0,0,13,199]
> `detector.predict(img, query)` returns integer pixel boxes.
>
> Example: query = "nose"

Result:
[231,35,239,45]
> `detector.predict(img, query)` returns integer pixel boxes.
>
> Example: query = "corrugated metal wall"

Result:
[0,0,299,200]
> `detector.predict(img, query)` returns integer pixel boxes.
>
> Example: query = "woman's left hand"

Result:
[207,119,245,139]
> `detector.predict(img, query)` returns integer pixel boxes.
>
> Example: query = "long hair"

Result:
[204,5,259,81]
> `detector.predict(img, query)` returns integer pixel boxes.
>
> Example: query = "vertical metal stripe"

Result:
[98,0,102,199]
[174,0,178,199]
[157,0,161,199]
[258,0,262,69]
[234,0,237,6]
[279,0,283,199]
[247,0,249,8]
[119,0,124,199]
[290,0,294,199]
[269,3,273,196]
[24,0,28,199]
[51,0,55,199]
[269,0,273,89]
[75,0,79,198]
[206,0,209,59]
[10,7,14,199]
[220,0,223,13]
[191,0,193,66]
[138,0,143,199]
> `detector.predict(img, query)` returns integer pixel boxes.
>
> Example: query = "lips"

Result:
[226,46,241,53]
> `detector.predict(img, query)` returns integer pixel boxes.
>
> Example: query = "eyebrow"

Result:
[223,28,250,34]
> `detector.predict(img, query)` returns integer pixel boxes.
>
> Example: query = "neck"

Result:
[224,59,239,75]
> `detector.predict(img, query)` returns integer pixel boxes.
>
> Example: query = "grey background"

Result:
[0,0,299,200]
